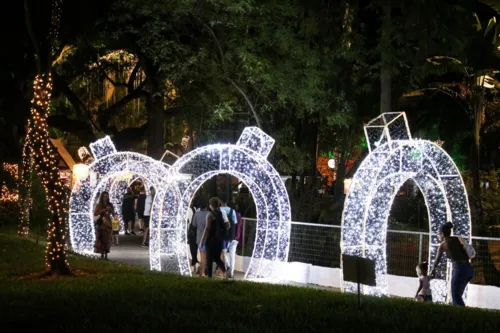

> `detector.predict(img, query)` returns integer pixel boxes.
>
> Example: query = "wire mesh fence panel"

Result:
[238,218,256,258]
[386,232,428,277]
[287,224,341,268]
[239,218,500,286]
[470,238,500,286]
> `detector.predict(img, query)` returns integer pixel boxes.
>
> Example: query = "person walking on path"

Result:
[135,187,147,233]
[122,187,136,235]
[218,194,238,278]
[191,199,210,277]
[199,197,227,278]
[94,191,114,259]
[431,222,474,306]
[141,187,155,247]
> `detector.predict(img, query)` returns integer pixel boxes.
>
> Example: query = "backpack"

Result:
[212,209,231,241]
[223,208,236,241]
[458,237,476,259]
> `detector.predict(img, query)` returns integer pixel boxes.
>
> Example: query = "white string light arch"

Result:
[69,136,170,255]
[341,112,471,304]
[104,174,152,234]
[150,127,292,280]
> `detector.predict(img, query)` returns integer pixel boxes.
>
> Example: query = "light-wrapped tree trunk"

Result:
[20,0,71,274]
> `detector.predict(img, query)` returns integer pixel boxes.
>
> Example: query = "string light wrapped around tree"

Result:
[340,112,471,304]
[18,0,70,273]
[21,73,71,272]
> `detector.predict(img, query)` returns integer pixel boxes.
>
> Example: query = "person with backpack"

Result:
[199,197,227,278]
[218,194,238,278]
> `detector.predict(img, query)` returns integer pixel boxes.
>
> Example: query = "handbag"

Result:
[103,217,112,228]
[458,237,476,259]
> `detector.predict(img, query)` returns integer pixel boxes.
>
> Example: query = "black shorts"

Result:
[143,216,150,228]
[422,295,433,302]
[112,230,119,235]
[123,214,135,222]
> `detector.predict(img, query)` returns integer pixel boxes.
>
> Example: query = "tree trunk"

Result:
[470,141,483,230]
[380,0,392,114]
[334,131,348,202]
[226,174,232,203]
[145,75,165,159]
[28,73,71,275]
[471,87,484,230]
[18,150,32,236]
[469,88,499,285]
[208,175,218,198]
[20,0,71,275]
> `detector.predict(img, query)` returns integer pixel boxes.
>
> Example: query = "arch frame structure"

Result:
[105,174,152,233]
[149,127,292,281]
[69,136,170,255]
[340,112,472,304]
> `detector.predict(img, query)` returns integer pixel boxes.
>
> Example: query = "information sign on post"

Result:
[342,255,376,307]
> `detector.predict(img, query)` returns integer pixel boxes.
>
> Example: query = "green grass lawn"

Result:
[0,233,499,333]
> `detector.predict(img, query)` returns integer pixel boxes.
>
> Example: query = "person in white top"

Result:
[415,261,433,302]
[141,186,155,247]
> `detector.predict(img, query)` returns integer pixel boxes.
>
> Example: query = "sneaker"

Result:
[141,243,148,248]
[131,231,136,235]
[125,232,130,236]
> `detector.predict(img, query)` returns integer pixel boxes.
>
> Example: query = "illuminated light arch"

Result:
[104,174,153,233]
[340,112,471,304]
[69,136,170,254]
[150,127,291,280]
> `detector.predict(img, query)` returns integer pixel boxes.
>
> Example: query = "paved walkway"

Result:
[107,232,246,279]
[107,232,337,291]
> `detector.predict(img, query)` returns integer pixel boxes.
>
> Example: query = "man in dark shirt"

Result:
[135,187,147,233]
[122,187,136,235]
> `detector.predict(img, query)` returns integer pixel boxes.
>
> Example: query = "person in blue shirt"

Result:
[218,194,238,278]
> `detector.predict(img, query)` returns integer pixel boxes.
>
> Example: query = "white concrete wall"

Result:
[234,255,500,310]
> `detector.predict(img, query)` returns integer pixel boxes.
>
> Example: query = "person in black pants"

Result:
[135,188,147,233]
[199,197,227,278]
[122,187,136,235]
[187,203,199,272]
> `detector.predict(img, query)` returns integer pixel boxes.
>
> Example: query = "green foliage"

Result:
[273,125,312,174]
[0,201,19,230]
[482,169,500,225]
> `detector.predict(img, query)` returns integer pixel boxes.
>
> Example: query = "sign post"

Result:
[342,255,376,307]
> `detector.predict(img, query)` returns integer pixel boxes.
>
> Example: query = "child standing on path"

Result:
[415,261,432,302]
[112,214,120,245]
